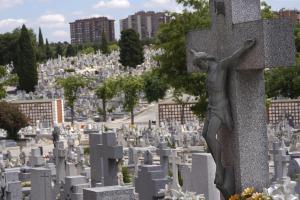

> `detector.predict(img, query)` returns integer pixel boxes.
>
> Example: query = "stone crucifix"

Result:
[187,0,296,198]
[98,131,123,186]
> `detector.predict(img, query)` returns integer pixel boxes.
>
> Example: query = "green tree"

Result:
[55,42,63,58]
[95,78,119,122]
[81,47,94,55]
[56,75,88,125]
[38,27,44,47]
[120,75,144,125]
[119,29,144,68]
[0,66,18,99]
[15,24,38,93]
[0,28,37,66]
[261,1,275,19]
[45,39,52,59]
[265,55,300,99]
[143,70,169,103]
[66,44,76,57]
[0,101,29,140]
[100,31,110,55]
[295,25,300,52]
[122,166,131,183]
[156,0,209,119]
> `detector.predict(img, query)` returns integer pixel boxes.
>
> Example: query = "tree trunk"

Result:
[71,105,74,126]
[103,100,107,122]
[131,108,134,125]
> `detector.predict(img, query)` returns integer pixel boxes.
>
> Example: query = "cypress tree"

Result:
[55,42,63,58]
[45,39,52,59]
[15,24,38,92]
[66,44,76,57]
[100,31,109,55]
[38,27,44,47]
[119,29,144,68]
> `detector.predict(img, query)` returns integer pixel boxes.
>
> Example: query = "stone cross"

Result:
[98,131,123,186]
[171,150,181,191]
[270,141,291,182]
[156,141,171,177]
[53,141,66,184]
[186,0,296,194]
[89,133,103,187]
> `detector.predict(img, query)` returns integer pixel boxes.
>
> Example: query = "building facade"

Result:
[276,9,300,24]
[70,17,115,45]
[11,99,64,127]
[120,11,171,40]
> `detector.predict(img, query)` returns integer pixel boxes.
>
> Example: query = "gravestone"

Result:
[156,141,171,177]
[54,141,66,183]
[29,148,45,167]
[135,165,168,200]
[128,148,134,165]
[2,171,22,200]
[191,153,220,200]
[30,168,53,200]
[143,150,153,165]
[171,150,181,191]
[83,186,135,200]
[89,133,103,187]
[66,162,77,176]
[270,141,290,182]
[61,176,90,200]
[180,164,192,192]
[186,0,296,195]
[98,131,123,186]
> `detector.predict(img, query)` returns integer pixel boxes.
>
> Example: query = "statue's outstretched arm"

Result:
[222,39,256,69]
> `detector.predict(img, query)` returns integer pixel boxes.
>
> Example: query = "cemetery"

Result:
[0,0,300,200]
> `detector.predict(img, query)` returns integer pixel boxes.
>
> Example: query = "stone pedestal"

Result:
[83,186,135,200]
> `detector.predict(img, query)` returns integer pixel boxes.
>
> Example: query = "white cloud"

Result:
[0,0,23,9]
[93,0,130,9]
[86,14,113,19]
[52,30,69,38]
[0,18,26,32]
[143,0,182,12]
[38,13,67,28]
[149,0,171,4]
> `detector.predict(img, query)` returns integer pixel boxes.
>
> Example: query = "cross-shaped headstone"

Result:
[156,141,171,177]
[171,150,181,191]
[98,131,123,186]
[186,0,296,195]
[89,133,103,187]
[270,141,291,183]
[53,141,66,184]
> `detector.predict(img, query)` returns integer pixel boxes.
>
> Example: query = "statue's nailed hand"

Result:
[244,39,256,49]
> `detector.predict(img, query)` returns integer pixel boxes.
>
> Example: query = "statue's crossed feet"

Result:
[215,166,235,199]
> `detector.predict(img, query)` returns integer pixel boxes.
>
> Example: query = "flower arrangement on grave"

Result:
[228,187,272,200]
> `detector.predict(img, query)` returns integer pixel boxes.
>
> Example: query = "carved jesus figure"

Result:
[190,39,256,196]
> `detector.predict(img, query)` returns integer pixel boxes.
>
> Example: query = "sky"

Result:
[0,0,299,43]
